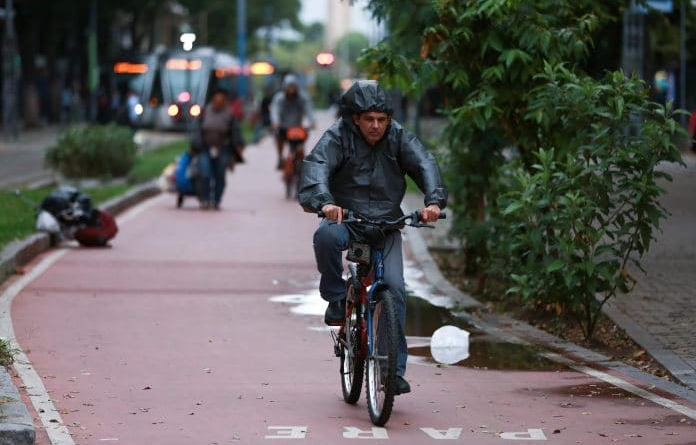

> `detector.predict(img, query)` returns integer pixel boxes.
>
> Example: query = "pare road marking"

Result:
[264,426,547,440]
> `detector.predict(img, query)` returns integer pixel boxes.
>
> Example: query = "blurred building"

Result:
[326,0,351,47]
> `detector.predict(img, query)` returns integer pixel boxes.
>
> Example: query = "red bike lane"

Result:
[5,113,696,444]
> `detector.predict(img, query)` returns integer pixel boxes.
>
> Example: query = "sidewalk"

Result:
[407,152,696,391]
[604,152,696,389]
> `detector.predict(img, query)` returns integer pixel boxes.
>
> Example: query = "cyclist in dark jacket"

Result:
[270,74,316,169]
[298,80,448,395]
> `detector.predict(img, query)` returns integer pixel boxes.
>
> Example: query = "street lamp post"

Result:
[237,0,247,99]
[680,0,687,126]
[87,0,98,122]
[2,0,19,138]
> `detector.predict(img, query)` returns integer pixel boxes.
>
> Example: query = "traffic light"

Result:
[316,52,335,67]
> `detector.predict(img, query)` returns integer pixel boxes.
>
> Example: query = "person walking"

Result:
[193,88,245,210]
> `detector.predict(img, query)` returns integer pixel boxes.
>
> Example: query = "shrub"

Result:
[493,66,684,340]
[45,123,137,178]
[0,338,15,368]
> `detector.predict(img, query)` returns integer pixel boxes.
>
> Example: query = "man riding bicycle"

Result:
[298,80,448,395]
[270,74,316,170]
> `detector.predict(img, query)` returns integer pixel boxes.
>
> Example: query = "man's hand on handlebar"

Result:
[321,204,344,224]
[420,204,441,223]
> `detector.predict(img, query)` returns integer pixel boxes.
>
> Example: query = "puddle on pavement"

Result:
[270,263,566,372]
[405,291,476,335]
[408,341,565,371]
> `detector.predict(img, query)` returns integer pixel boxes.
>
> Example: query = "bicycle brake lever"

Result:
[410,223,435,229]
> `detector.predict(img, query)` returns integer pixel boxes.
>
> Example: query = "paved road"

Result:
[5,115,696,444]
[0,127,61,188]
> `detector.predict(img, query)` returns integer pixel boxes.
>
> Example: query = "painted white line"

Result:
[0,193,165,445]
[542,352,696,421]
[114,193,167,225]
[0,248,73,445]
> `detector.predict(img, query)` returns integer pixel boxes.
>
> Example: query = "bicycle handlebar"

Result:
[317,209,446,229]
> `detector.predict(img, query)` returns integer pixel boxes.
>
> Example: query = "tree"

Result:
[361,0,684,339]
[10,0,303,123]
[334,32,370,75]
[363,0,615,276]
[179,0,302,50]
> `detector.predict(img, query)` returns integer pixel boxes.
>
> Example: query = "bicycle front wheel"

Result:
[365,289,398,426]
[283,155,294,199]
[340,274,364,404]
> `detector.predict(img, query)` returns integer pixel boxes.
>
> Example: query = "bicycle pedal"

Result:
[331,331,341,357]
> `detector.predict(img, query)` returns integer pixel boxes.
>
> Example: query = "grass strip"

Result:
[0,139,188,250]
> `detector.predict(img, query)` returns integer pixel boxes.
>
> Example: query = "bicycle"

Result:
[281,126,309,199]
[320,209,445,426]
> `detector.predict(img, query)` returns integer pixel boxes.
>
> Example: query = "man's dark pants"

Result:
[313,219,408,376]
[197,150,229,205]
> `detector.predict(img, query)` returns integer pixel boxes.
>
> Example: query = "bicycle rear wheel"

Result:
[340,273,364,404]
[365,289,398,426]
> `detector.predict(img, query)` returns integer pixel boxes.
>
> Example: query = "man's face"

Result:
[211,92,227,111]
[353,111,390,146]
[285,85,298,98]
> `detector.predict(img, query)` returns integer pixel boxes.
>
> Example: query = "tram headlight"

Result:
[167,104,179,117]
[189,104,202,117]
[134,103,144,116]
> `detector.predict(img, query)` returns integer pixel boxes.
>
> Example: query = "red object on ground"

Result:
[688,111,696,138]
[73,210,118,246]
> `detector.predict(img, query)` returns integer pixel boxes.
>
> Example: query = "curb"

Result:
[603,299,696,389]
[401,200,696,405]
[0,370,34,445]
[0,180,161,444]
[0,234,51,286]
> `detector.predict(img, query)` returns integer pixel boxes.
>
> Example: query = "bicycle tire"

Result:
[292,155,303,200]
[340,272,364,404]
[283,154,294,199]
[365,289,398,426]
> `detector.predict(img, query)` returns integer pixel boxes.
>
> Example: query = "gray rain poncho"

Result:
[298,80,447,237]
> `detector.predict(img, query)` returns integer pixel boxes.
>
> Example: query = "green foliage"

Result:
[271,39,324,73]
[45,124,138,179]
[0,187,49,250]
[335,32,371,75]
[493,66,684,338]
[128,140,188,183]
[0,338,15,368]
[363,0,621,279]
[313,70,341,108]
[176,0,302,50]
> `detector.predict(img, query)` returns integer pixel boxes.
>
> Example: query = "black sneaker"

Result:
[324,299,346,326]
[395,376,411,395]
